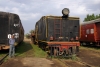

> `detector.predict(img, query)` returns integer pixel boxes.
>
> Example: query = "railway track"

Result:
[77,61,95,67]
[0,53,9,65]
[57,57,95,67]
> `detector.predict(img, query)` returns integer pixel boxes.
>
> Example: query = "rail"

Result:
[0,53,9,65]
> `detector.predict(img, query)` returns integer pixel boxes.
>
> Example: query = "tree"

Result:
[99,14,100,18]
[87,14,90,20]
[95,15,99,19]
[30,30,35,34]
[84,18,88,22]
[25,33,31,39]
[91,14,95,20]
[25,29,35,39]
[84,14,90,21]
[84,14,100,22]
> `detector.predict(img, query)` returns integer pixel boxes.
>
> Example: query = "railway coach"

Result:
[0,11,24,50]
[80,18,100,46]
[35,8,80,56]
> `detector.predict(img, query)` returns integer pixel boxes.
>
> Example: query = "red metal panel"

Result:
[47,42,80,46]
[86,24,95,42]
[47,41,80,51]
[95,23,100,42]
[80,25,86,41]
[80,23,95,42]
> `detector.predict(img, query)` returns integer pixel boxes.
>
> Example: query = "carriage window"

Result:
[90,29,94,34]
[86,29,89,34]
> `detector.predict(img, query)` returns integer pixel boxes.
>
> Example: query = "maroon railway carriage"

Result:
[35,8,80,56]
[80,18,100,46]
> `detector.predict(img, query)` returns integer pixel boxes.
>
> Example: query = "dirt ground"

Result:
[0,39,67,67]
[64,60,87,67]
[1,47,100,67]
[24,38,31,43]
[55,46,100,67]
[61,47,100,67]
[0,57,67,67]
[78,47,100,67]
[1,39,100,67]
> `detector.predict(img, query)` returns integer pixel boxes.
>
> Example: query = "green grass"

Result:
[71,54,80,61]
[32,44,47,58]
[80,46,100,52]
[0,50,8,59]
[0,54,6,58]
[15,41,47,58]
[15,41,33,57]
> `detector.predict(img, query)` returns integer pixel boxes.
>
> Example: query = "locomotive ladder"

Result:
[54,19,62,40]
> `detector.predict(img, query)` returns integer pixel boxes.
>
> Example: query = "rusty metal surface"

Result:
[47,41,80,46]
[0,11,24,50]
[35,16,80,42]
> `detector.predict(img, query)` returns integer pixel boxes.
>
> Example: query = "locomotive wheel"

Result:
[76,46,79,53]
[54,47,59,56]
[81,42,85,46]
[68,47,72,55]
[62,49,68,57]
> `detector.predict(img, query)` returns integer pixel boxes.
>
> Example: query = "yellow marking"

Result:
[44,17,48,38]
[43,16,79,20]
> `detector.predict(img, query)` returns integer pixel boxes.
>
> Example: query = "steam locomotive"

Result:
[35,8,80,56]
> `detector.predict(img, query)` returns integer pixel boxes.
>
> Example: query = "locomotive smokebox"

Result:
[62,8,69,18]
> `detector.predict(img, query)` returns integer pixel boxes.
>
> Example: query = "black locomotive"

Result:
[35,8,80,56]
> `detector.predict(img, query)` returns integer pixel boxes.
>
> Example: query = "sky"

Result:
[0,0,100,34]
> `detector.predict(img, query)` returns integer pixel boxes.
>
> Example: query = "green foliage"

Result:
[84,14,100,22]
[25,33,30,39]
[99,14,100,17]
[30,30,35,34]
[95,15,99,19]
[25,29,35,39]
[71,54,76,60]
[32,44,47,58]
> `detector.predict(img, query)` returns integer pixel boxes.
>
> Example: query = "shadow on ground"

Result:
[0,50,9,54]
[15,41,33,56]
[81,45,100,50]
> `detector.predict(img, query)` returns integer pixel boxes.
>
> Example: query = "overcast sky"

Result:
[0,0,100,34]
